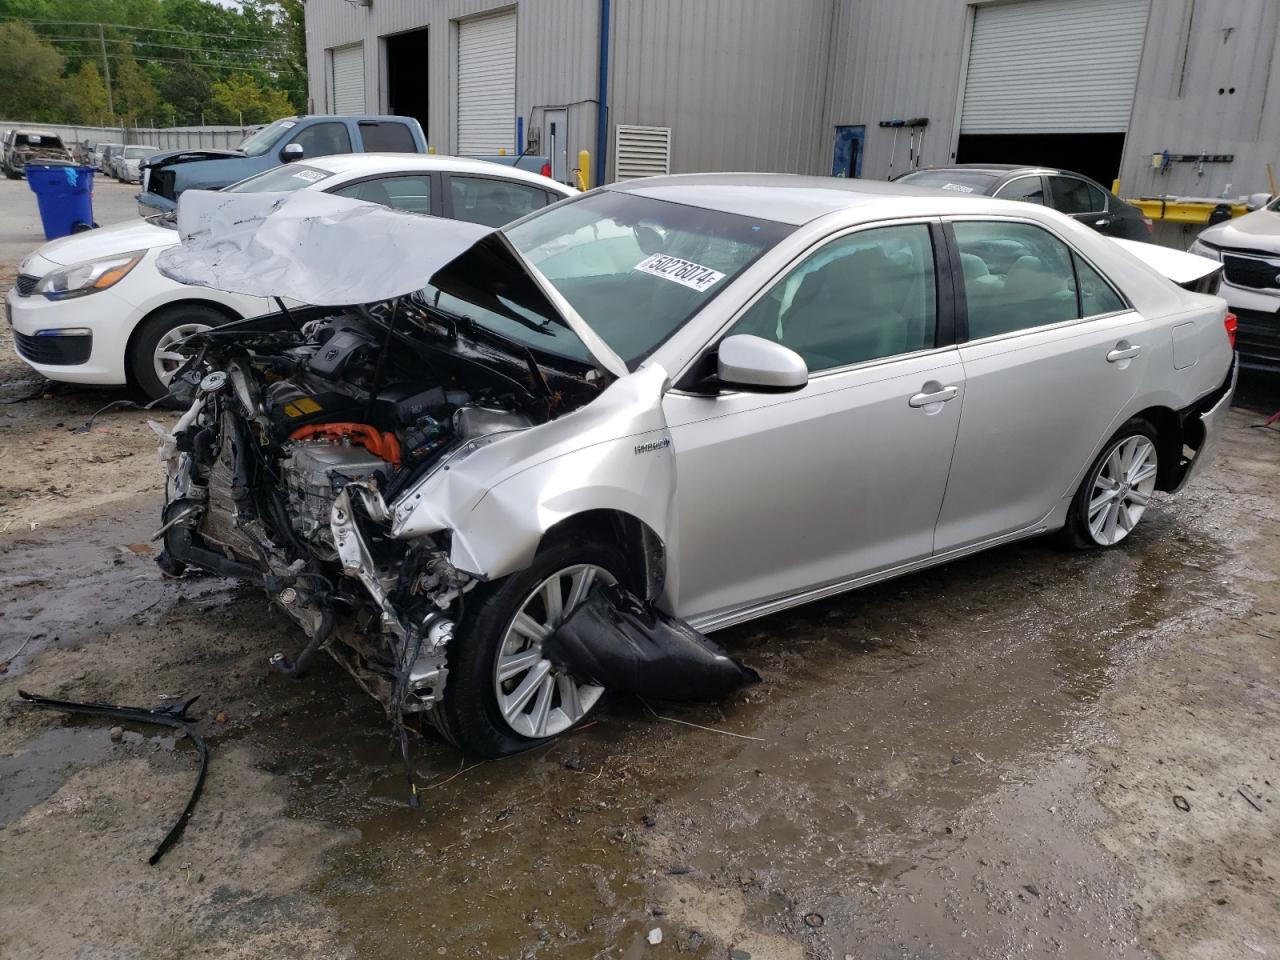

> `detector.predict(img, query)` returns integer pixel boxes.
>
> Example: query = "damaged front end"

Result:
[155,292,604,724]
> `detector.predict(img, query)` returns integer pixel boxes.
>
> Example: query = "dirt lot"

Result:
[0,176,1278,959]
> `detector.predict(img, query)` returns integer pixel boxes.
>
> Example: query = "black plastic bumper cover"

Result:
[543,583,760,702]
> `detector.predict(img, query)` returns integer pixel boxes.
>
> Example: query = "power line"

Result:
[0,16,292,48]
[41,36,292,58]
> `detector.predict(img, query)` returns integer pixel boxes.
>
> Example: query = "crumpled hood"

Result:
[1198,207,1280,253]
[156,189,493,305]
[35,217,176,266]
[155,189,630,377]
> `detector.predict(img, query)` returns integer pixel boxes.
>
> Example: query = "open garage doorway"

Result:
[956,133,1126,187]
[384,28,430,138]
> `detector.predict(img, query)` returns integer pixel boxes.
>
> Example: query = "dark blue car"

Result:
[138,115,427,215]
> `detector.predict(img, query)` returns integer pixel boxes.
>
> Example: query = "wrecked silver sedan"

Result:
[154,175,1235,761]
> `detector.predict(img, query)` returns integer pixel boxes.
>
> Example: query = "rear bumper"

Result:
[1171,357,1237,492]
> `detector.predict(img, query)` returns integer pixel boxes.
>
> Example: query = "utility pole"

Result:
[98,23,115,117]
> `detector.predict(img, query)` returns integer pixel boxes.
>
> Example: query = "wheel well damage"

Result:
[543,509,668,604]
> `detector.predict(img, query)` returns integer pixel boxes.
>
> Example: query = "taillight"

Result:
[540,162,552,178]
[1224,311,1238,348]
[1143,217,1153,235]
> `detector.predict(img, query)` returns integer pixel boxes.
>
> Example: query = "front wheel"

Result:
[1062,419,1160,548]
[128,305,222,405]
[432,536,629,758]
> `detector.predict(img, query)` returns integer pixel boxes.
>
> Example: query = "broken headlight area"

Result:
[153,295,602,740]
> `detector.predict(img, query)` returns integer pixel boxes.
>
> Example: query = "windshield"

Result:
[426,191,792,367]
[896,170,1000,194]
[236,118,296,157]
[224,163,333,194]
[124,146,154,159]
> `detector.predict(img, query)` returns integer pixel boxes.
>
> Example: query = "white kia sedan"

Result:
[6,155,575,401]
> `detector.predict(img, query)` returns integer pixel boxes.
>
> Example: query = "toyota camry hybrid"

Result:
[152,174,1236,761]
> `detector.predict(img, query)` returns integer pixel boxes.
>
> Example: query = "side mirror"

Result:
[716,334,808,393]
[280,142,304,163]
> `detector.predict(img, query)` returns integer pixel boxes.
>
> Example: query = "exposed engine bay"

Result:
[155,296,604,745]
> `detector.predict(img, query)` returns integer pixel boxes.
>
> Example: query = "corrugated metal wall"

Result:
[305,0,600,178]
[605,0,836,178]
[823,0,970,180]
[1119,0,1280,200]
[304,0,1280,200]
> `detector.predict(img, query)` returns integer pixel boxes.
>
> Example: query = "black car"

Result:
[895,164,1152,241]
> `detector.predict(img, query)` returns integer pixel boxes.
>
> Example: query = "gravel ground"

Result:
[0,175,1278,959]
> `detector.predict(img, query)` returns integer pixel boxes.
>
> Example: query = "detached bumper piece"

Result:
[15,329,92,365]
[544,583,760,702]
[16,690,208,865]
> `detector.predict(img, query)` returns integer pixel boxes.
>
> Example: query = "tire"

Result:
[432,535,630,758]
[1061,418,1161,549]
[128,304,224,406]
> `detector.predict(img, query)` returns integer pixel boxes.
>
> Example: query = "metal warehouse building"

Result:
[306,0,1280,203]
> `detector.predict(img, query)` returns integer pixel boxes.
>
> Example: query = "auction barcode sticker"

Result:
[634,254,726,293]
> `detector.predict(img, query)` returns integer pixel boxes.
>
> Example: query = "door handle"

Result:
[1106,344,1141,362]
[908,385,958,407]
[1093,218,1110,226]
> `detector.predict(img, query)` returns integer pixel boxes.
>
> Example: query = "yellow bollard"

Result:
[576,150,590,191]
[428,145,436,155]
[498,148,507,156]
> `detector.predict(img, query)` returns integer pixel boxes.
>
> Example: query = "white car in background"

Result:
[6,154,575,402]
[112,144,159,184]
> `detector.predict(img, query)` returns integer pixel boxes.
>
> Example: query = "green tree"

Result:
[158,62,212,125]
[208,71,293,126]
[112,43,159,124]
[64,61,111,124]
[0,22,68,122]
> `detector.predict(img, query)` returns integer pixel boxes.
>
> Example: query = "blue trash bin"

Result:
[26,164,96,240]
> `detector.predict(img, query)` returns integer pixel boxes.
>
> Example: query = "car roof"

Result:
[605,172,1036,226]
[301,152,574,194]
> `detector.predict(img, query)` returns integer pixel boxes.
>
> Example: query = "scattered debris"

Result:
[1023,883,1042,898]
[1172,794,1191,812]
[803,912,825,928]
[647,927,663,945]
[16,689,208,865]
[1237,786,1264,812]
[109,726,124,742]
[639,698,766,743]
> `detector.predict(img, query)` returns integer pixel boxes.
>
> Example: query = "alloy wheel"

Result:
[1087,435,1158,546]
[492,563,614,739]
[153,322,211,386]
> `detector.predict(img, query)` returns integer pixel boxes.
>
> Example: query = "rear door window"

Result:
[951,220,1080,339]
[994,176,1046,205]
[1048,176,1106,214]
[288,122,353,159]
[447,175,553,227]
[358,121,418,152]
[333,174,433,214]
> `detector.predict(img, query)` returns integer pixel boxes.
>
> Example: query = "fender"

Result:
[390,364,677,582]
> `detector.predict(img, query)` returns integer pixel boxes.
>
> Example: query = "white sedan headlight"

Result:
[35,250,145,300]
[1187,239,1220,260]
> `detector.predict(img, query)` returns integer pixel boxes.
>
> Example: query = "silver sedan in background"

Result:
[156,175,1236,758]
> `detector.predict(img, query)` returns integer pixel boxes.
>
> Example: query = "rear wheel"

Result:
[432,536,628,758]
[1062,419,1160,548]
[128,304,222,405]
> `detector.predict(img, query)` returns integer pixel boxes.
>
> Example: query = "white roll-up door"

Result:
[456,11,516,155]
[330,44,365,115]
[961,0,1148,134]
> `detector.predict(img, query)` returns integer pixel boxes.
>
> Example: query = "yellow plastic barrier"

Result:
[575,150,590,191]
[1126,198,1249,224]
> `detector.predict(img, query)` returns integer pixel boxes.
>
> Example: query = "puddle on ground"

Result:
[221,512,1230,959]
[0,477,1240,957]
[0,723,176,827]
